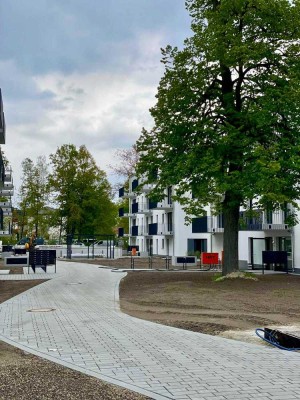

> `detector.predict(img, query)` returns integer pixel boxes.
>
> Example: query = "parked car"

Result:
[13,237,44,250]
[73,241,85,246]
[89,240,115,248]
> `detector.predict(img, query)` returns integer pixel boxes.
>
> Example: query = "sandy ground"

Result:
[118,270,300,345]
[0,259,299,399]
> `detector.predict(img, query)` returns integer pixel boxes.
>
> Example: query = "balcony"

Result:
[156,223,173,235]
[131,225,147,236]
[2,210,12,216]
[0,188,13,196]
[149,201,158,210]
[131,225,149,236]
[0,201,12,208]
[148,223,158,235]
[149,198,173,210]
[118,186,137,199]
[118,227,129,237]
[262,210,289,231]
[4,167,12,182]
[131,202,151,214]
[2,182,13,190]
[0,200,12,216]
[142,183,155,192]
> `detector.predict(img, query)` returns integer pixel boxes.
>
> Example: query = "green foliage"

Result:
[49,144,117,236]
[18,156,49,238]
[1,236,15,245]
[187,250,201,259]
[137,0,300,273]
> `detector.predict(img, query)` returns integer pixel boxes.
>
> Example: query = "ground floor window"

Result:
[187,239,207,256]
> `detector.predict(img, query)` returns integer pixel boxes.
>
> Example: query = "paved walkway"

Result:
[0,261,299,400]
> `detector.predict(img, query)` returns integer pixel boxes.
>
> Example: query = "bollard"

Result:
[131,255,135,269]
[165,257,169,270]
[148,256,152,269]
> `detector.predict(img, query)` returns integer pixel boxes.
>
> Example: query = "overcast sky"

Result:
[0,1,192,197]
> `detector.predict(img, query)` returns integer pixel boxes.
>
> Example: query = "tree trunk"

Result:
[222,194,240,276]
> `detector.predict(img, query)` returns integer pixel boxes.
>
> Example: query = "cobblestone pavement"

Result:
[0,261,299,400]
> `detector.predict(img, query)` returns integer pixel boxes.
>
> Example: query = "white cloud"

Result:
[5,66,160,195]
[0,1,192,202]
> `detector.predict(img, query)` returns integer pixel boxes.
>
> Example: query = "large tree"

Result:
[137,0,300,275]
[18,156,49,238]
[49,144,116,238]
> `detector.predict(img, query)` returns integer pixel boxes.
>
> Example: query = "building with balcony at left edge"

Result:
[118,176,298,272]
[0,89,14,236]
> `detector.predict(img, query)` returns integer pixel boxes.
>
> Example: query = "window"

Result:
[167,212,173,231]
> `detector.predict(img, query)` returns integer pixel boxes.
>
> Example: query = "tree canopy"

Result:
[137,0,300,274]
[49,144,116,237]
[18,156,49,238]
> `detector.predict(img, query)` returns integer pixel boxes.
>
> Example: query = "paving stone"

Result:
[0,261,299,400]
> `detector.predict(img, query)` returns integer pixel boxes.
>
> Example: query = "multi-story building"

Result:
[0,89,14,236]
[118,177,295,271]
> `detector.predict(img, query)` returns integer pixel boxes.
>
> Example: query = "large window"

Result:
[187,239,207,255]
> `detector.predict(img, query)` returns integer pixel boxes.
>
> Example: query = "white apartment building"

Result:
[118,178,296,272]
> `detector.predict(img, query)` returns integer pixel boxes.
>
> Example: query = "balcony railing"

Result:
[118,186,137,199]
[2,210,12,216]
[0,188,13,196]
[142,183,155,192]
[149,201,158,209]
[2,182,13,190]
[148,223,158,235]
[131,202,151,214]
[0,201,12,208]
[156,223,173,235]
[149,199,173,210]
[4,168,12,182]
[262,210,289,230]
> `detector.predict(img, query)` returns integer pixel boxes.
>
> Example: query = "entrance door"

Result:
[251,238,266,268]
[278,237,292,269]
[146,239,153,256]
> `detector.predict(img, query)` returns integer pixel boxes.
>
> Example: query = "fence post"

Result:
[66,234,72,259]
[165,257,169,270]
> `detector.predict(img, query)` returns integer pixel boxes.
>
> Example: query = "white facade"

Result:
[118,178,295,271]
